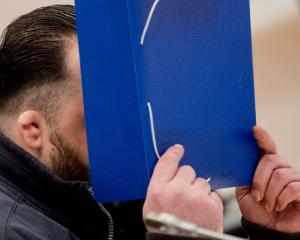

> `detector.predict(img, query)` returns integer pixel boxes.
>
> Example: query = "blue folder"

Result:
[76,0,259,203]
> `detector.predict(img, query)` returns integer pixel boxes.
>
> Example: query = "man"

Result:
[0,5,220,240]
[0,4,299,240]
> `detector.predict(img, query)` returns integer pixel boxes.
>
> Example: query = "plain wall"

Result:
[250,1,300,166]
[0,0,74,34]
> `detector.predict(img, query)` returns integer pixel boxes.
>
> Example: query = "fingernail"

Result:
[252,190,261,202]
[174,144,184,149]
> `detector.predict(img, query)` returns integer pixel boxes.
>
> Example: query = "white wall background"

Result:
[250,0,300,167]
[0,0,74,34]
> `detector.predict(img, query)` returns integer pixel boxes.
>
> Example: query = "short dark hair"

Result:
[0,5,76,124]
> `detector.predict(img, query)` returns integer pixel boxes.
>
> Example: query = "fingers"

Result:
[150,144,184,183]
[173,165,196,185]
[146,146,223,232]
[276,182,300,211]
[253,126,277,154]
[251,154,290,201]
[264,168,300,211]
[236,187,251,202]
[144,171,223,232]
[210,191,223,207]
[192,178,211,195]
[250,127,300,213]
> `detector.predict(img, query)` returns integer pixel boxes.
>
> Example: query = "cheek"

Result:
[74,119,89,163]
[61,113,89,163]
[80,130,89,164]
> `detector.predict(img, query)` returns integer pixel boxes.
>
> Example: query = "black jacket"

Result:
[0,133,110,239]
[0,133,299,240]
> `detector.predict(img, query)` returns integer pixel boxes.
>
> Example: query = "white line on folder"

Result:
[147,102,161,159]
[140,0,160,45]
[147,103,211,183]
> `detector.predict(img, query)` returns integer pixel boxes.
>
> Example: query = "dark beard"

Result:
[50,132,90,182]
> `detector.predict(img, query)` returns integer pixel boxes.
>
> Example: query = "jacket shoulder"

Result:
[0,181,78,240]
[0,179,22,240]
[5,200,80,240]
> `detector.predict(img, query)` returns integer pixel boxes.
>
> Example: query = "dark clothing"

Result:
[0,133,109,240]
[146,218,300,240]
[241,218,300,240]
[0,133,299,240]
[102,200,146,239]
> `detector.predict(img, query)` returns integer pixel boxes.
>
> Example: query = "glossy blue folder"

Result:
[76,0,259,203]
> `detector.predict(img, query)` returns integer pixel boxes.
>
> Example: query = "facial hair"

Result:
[50,132,90,182]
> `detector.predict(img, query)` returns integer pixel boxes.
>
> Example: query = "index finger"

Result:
[150,144,185,183]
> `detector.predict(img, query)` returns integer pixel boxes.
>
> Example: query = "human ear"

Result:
[17,110,46,153]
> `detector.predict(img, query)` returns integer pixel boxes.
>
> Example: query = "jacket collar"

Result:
[0,132,88,204]
[0,133,108,240]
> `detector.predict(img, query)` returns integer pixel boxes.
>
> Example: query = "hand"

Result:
[143,144,223,232]
[236,126,300,233]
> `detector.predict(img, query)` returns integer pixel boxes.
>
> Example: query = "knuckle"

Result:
[287,182,299,196]
[188,193,201,206]
[168,185,186,199]
[264,154,289,168]
[263,154,278,165]
[148,185,163,200]
[273,168,287,181]
[179,165,196,176]
[252,180,261,191]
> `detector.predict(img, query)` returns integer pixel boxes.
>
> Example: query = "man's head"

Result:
[0,5,89,181]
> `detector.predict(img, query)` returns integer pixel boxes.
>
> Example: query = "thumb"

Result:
[253,126,277,155]
[236,187,251,202]
[150,144,185,184]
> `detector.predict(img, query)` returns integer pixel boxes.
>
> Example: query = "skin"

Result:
[6,37,224,231]
[9,37,88,174]
[5,36,300,233]
[236,126,300,233]
[143,144,224,232]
